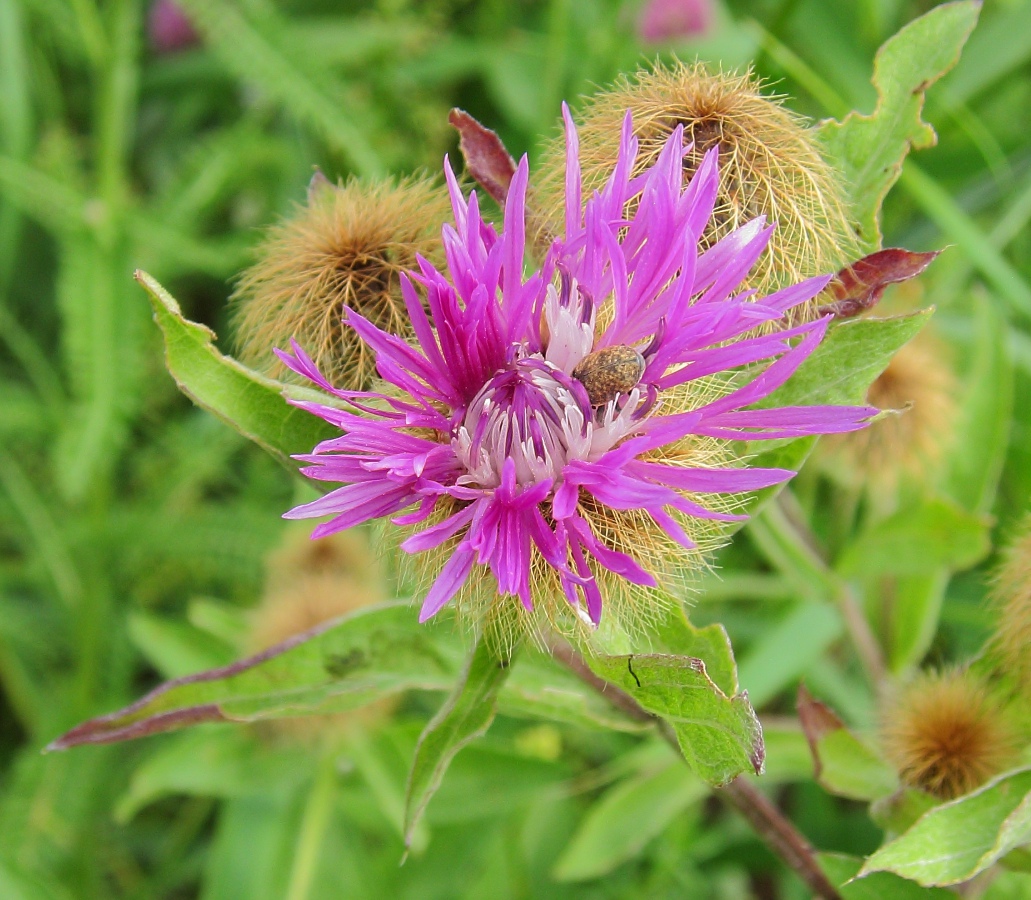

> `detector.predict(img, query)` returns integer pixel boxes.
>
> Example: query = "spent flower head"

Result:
[276,106,874,640]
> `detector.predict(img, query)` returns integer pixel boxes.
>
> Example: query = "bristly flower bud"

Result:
[880,669,1019,800]
[990,513,1031,690]
[531,63,858,306]
[233,174,452,391]
[819,332,956,491]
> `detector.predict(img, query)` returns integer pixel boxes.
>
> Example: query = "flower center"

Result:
[454,358,591,488]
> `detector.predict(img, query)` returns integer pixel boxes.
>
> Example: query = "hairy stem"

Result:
[548,640,842,900]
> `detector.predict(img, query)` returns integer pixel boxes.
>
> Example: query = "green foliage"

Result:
[3,0,1031,896]
[588,653,763,787]
[139,271,337,469]
[402,636,513,847]
[860,768,1031,886]
[817,1,981,250]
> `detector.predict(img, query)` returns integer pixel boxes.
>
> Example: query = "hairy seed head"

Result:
[233,174,451,391]
[881,669,1019,800]
[531,62,857,308]
[990,513,1031,690]
[820,331,956,491]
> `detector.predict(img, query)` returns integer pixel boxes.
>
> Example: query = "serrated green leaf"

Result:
[403,636,513,847]
[588,654,763,787]
[818,853,954,899]
[47,602,464,749]
[860,768,1031,886]
[552,759,706,881]
[835,496,991,578]
[137,270,337,468]
[817,1,981,249]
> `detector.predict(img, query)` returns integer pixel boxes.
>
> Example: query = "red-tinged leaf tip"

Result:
[448,108,517,206]
[796,683,844,779]
[45,625,323,751]
[818,248,941,318]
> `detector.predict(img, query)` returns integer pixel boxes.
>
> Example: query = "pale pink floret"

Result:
[277,105,874,625]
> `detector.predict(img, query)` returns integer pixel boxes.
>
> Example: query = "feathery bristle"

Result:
[881,669,1018,800]
[990,514,1031,689]
[531,62,857,305]
[820,333,955,490]
[233,174,451,391]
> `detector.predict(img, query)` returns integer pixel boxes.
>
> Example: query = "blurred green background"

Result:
[2,0,1030,897]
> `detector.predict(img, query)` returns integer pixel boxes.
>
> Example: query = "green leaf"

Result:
[47,602,464,749]
[737,603,844,709]
[403,636,513,847]
[818,853,954,900]
[885,572,950,674]
[798,686,898,802]
[652,605,739,696]
[860,768,1031,886]
[588,654,763,787]
[945,295,1014,513]
[817,1,981,249]
[500,650,649,734]
[552,759,706,881]
[835,496,991,578]
[759,312,932,411]
[127,610,237,680]
[137,270,337,469]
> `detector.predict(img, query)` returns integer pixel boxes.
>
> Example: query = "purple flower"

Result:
[277,106,874,629]
[637,0,713,44]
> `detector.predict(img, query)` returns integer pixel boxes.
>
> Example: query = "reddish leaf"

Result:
[797,683,845,781]
[448,108,517,206]
[818,248,941,318]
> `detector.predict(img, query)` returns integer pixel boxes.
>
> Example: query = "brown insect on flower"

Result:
[572,345,646,406]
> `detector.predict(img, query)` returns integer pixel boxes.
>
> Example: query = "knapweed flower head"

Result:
[277,106,874,643]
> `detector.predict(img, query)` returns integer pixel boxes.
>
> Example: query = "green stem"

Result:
[750,497,887,688]
[285,744,338,900]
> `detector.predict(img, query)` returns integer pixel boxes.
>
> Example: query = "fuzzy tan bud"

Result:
[233,174,452,391]
[819,332,956,490]
[990,514,1031,689]
[531,63,857,304]
[880,669,1019,800]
